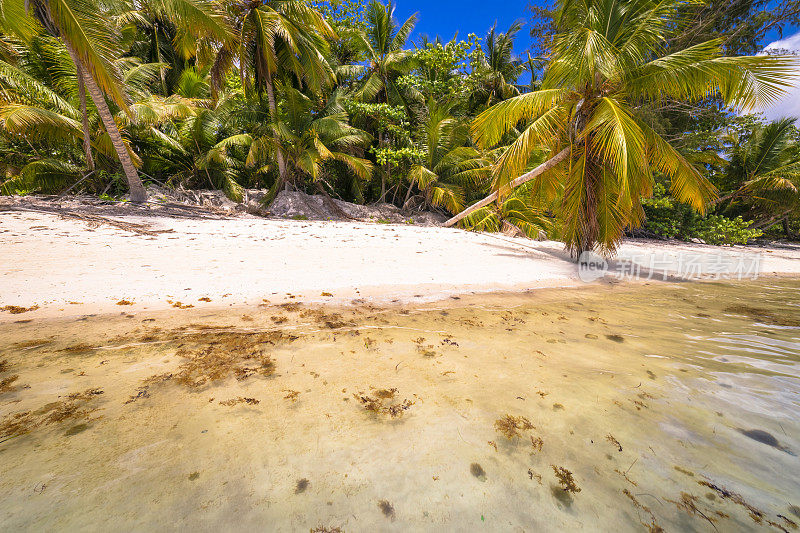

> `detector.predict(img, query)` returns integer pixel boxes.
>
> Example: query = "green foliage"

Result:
[397,36,479,102]
[694,215,763,245]
[642,183,698,239]
[0,0,797,248]
[643,185,763,245]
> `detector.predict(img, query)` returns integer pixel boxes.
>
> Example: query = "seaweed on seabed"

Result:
[666,492,723,529]
[696,479,794,530]
[0,374,20,393]
[606,434,623,452]
[622,489,664,532]
[0,305,39,314]
[170,331,292,388]
[219,397,260,406]
[353,388,414,418]
[494,415,535,439]
[552,465,581,493]
[0,388,103,440]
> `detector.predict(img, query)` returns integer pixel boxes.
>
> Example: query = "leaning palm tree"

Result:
[2,0,149,201]
[446,0,798,257]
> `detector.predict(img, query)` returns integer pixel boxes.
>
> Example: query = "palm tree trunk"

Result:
[382,78,392,201]
[750,208,793,230]
[782,218,794,239]
[64,44,146,203]
[444,146,571,227]
[76,64,95,172]
[264,71,290,192]
[378,131,387,200]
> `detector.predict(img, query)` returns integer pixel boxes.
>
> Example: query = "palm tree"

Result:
[446,0,798,257]
[353,0,417,199]
[2,0,149,201]
[246,87,373,197]
[355,0,417,105]
[217,0,337,192]
[142,97,248,201]
[461,181,552,239]
[718,117,800,234]
[117,0,234,96]
[404,101,490,214]
[468,21,525,110]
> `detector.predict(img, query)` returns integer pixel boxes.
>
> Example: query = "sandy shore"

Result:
[2,207,799,321]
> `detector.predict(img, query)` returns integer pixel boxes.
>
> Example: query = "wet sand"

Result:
[1,280,799,531]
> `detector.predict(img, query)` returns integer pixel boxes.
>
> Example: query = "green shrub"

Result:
[642,184,762,245]
[642,184,699,239]
[693,215,763,245]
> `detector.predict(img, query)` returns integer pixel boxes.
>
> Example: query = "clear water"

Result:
[1,280,799,531]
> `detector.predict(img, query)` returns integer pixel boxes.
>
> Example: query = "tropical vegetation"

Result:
[1,0,799,255]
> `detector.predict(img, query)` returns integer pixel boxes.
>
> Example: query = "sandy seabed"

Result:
[1,280,799,531]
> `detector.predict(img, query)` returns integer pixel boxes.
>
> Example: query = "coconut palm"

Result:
[468,21,525,110]
[718,117,800,232]
[2,0,150,201]
[2,0,234,202]
[351,0,418,199]
[213,0,336,192]
[134,90,256,201]
[446,0,798,256]
[403,101,490,214]
[118,0,235,96]
[354,0,417,105]
[246,86,373,197]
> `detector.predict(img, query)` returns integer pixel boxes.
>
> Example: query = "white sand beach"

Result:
[1,206,799,321]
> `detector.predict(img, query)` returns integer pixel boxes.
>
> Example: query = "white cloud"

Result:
[764,32,800,53]
[755,31,800,123]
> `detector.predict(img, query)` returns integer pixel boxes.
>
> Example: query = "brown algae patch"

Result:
[0,375,20,394]
[1,388,103,440]
[169,330,290,388]
[552,465,581,494]
[378,499,396,520]
[219,397,260,406]
[0,305,39,314]
[494,414,535,439]
[294,478,310,494]
[353,388,414,418]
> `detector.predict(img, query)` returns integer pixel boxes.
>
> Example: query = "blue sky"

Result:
[393,1,532,48]
[392,0,800,121]
[393,1,798,51]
